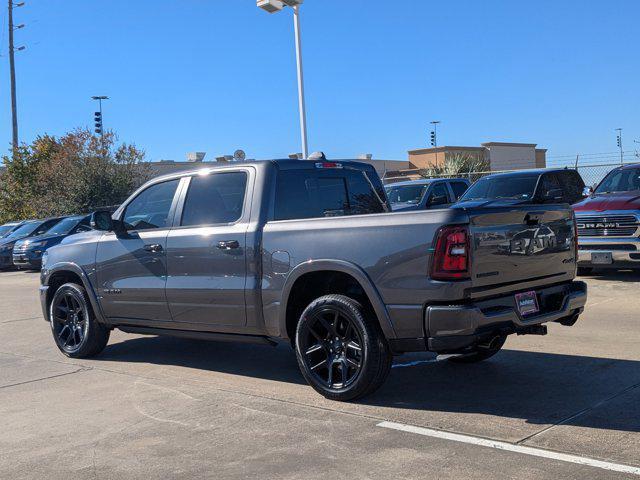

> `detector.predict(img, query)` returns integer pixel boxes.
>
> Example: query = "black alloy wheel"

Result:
[295,295,392,401]
[299,304,364,390]
[49,283,110,358]
[51,287,88,353]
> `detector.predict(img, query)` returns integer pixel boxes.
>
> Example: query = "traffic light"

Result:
[430,131,436,146]
[94,111,103,135]
[617,135,621,148]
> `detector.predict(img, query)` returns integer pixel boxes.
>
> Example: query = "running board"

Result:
[117,325,278,347]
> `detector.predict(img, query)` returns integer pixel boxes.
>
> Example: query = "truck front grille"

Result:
[576,215,640,237]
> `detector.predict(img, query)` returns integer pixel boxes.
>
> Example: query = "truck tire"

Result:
[577,267,593,276]
[295,294,392,402]
[49,283,110,358]
[448,334,506,364]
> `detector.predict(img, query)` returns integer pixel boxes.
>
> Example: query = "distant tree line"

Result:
[0,129,150,223]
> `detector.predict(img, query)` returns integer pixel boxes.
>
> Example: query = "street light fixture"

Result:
[430,120,441,167]
[91,96,109,147]
[615,128,623,165]
[257,0,284,13]
[257,0,308,159]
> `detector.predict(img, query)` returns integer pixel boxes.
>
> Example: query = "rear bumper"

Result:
[426,281,587,353]
[577,236,640,269]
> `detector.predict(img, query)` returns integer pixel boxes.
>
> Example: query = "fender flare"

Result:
[43,262,108,325]
[278,259,397,340]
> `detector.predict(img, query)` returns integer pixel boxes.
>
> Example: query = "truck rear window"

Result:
[274,168,386,221]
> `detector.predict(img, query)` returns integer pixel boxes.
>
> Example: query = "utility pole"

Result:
[8,1,25,156]
[615,128,623,165]
[292,5,308,160]
[257,0,308,159]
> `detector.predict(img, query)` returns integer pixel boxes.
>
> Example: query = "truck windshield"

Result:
[595,168,640,194]
[460,174,539,201]
[385,184,429,204]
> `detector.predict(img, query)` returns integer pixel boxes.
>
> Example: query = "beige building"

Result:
[407,142,546,171]
[145,142,547,181]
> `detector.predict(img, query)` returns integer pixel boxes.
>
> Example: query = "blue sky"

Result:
[0,0,638,165]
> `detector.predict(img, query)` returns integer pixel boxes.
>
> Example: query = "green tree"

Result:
[0,129,149,223]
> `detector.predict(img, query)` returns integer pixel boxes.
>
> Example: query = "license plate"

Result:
[591,252,613,265]
[515,291,539,316]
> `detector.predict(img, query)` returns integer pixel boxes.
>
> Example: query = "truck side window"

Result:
[347,170,386,215]
[122,179,180,231]
[556,171,585,204]
[537,173,562,201]
[274,169,385,221]
[427,184,450,206]
[450,181,469,200]
[181,172,248,226]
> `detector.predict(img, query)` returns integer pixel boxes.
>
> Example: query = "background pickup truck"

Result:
[573,163,640,273]
[40,159,587,401]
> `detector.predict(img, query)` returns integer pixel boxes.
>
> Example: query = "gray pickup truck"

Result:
[40,160,587,401]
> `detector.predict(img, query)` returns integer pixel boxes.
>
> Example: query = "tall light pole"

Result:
[615,128,623,165]
[257,0,308,159]
[430,120,441,167]
[8,1,26,156]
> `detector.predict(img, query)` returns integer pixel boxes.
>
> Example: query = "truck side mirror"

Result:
[582,186,593,197]
[90,211,125,234]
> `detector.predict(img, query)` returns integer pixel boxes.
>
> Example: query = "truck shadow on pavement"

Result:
[376,349,640,433]
[97,335,640,433]
[582,269,640,282]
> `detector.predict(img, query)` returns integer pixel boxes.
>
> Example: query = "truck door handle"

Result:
[217,240,240,250]
[143,244,163,253]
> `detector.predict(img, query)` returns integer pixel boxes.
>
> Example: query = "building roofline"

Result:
[480,142,538,147]
[408,146,485,155]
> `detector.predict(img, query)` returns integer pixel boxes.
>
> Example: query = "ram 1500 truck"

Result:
[40,160,587,401]
[573,163,640,273]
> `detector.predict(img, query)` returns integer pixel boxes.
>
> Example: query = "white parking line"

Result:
[377,421,640,476]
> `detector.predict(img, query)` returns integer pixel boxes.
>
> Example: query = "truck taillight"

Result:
[430,225,470,281]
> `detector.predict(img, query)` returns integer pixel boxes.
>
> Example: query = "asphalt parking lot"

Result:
[0,270,639,479]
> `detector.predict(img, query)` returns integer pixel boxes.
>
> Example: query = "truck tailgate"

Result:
[465,205,576,296]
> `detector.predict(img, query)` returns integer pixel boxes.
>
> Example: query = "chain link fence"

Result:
[382,162,638,187]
